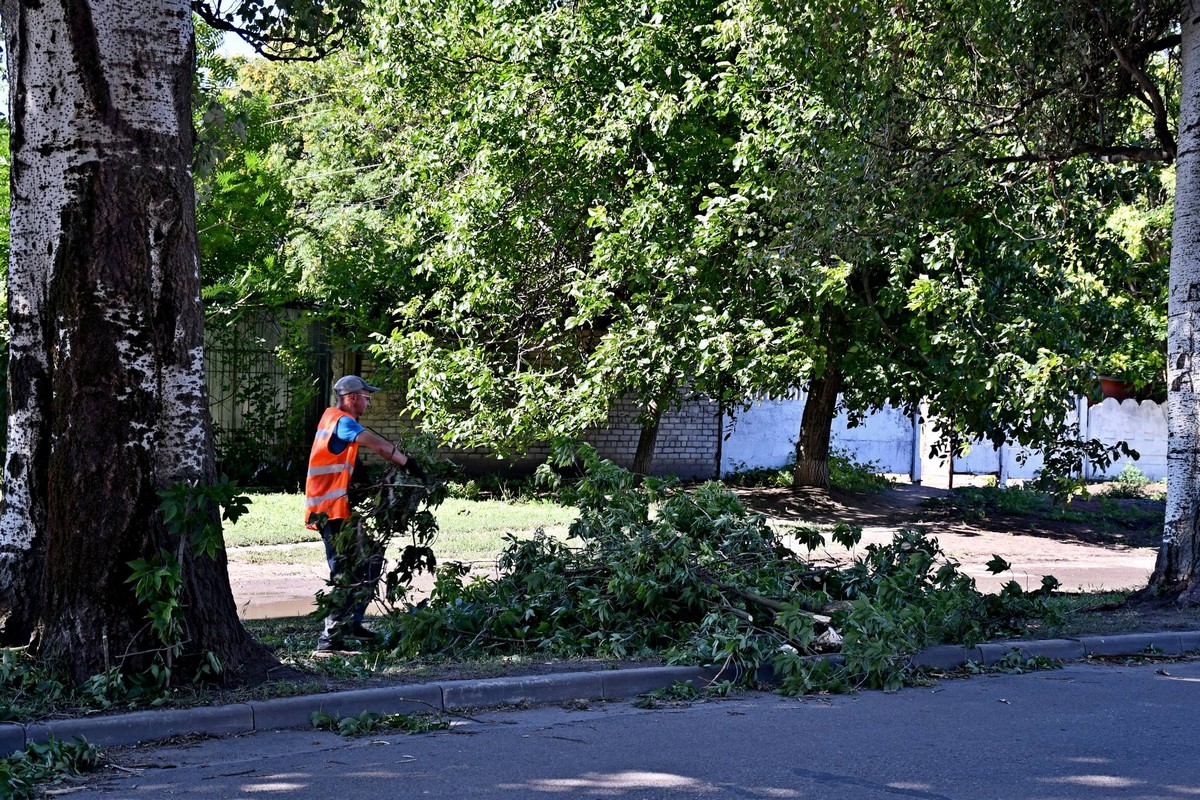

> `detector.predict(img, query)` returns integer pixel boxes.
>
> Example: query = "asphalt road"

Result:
[75,658,1200,799]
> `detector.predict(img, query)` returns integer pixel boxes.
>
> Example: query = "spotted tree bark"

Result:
[1153,2,1200,603]
[0,0,272,680]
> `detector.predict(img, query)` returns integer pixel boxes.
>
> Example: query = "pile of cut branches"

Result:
[380,445,1059,693]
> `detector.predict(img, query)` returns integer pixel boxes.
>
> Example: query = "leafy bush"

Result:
[828,448,894,494]
[1027,435,1137,505]
[723,448,893,494]
[380,445,1056,694]
[721,464,791,489]
[446,479,482,501]
[1105,463,1152,499]
[446,472,552,503]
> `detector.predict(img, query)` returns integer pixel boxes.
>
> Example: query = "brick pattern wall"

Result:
[337,361,720,479]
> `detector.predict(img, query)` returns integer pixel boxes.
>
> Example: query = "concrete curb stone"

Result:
[442,672,606,710]
[997,639,1088,663]
[909,644,978,670]
[1177,631,1200,652]
[599,666,721,699]
[1079,632,1182,656]
[251,684,444,731]
[0,724,25,754]
[4,630,1199,757]
[26,704,255,749]
[975,643,1019,666]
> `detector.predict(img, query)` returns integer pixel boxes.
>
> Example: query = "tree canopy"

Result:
[217,0,1167,486]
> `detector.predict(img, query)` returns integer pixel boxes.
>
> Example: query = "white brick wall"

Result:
[331,355,1169,484]
[721,393,916,475]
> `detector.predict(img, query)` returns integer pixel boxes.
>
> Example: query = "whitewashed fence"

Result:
[722,395,1167,483]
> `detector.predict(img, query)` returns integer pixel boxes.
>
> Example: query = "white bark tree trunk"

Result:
[0,0,271,680]
[1154,2,1200,601]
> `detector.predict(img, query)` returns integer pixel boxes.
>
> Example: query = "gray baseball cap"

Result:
[333,375,380,395]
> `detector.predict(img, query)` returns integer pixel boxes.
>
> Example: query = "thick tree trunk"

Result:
[0,1,273,680]
[1150,4,1200,603]
[792,368,843,489]
[632,402,663,476]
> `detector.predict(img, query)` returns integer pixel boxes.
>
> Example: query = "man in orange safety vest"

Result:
[305,374,423,652]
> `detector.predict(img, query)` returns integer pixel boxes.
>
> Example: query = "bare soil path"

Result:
[735,483,1160,593]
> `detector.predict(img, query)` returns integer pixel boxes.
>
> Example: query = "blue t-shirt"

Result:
[328,415,365,455]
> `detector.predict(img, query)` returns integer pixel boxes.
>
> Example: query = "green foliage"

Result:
[1105,463,1153,499]
[961,650,1064,676]
[725,448,893,494]
[632,680,703,708]
[193,0,366,61]
[445,473,551,503]
[310,710,449,736]
[0,650,66,722]
[158,478,250,561]
[381,449,1058,694]
[126,550,184,655]
[115,479,248,692]
[313,445,450,632]
[0,737,102,800]
[188,0,1172,487]
[827,449,895,495]
[721,464,792,490]
[1027,435,1138,505]
[0,646,203,721]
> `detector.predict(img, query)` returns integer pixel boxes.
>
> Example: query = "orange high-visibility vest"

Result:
[305,407,358,528]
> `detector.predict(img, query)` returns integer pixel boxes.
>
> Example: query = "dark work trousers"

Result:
[317,518,383,647]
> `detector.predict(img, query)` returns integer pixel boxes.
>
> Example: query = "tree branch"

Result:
[1091,4,1177,158]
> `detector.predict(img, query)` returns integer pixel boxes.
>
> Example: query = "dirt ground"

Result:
[227,482,1200,635]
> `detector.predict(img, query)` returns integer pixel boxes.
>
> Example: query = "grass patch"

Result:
[228,545,326,565]
[223,492,319,547]
[225,494,577,549]
[225,495,576,567]
[1024,591,1200,639]
[924,485,1164,542]
[437,497,577,529]
[923,485,1059,520]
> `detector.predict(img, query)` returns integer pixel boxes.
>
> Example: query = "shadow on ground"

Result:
[735,483,1165,550]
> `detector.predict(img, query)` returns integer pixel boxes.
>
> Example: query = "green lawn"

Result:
[225,493,578,565]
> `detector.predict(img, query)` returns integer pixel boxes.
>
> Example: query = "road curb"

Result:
[24,704,255,750]
[5,631,1199,756]
[251,684,445,732]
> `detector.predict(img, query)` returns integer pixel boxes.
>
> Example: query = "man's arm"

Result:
[356,429,414,468]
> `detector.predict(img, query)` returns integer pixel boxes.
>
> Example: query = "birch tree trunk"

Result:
[0,0,273,680]
[1152,2,1200,603]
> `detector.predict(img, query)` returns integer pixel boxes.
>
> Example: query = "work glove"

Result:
[405,460,427,482]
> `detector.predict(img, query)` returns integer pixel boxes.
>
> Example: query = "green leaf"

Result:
[986,555,1012,574]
